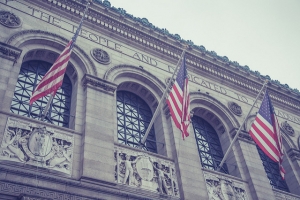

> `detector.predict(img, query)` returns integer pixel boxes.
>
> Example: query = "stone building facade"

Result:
[0,0,299,199]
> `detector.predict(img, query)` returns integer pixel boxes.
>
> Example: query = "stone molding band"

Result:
[0,41,22,64]
[82,73,117,94]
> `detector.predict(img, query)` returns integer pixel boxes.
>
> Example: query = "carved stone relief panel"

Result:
[0,10,22,28]
[228,102,242,116]
[203,171,248,200]
[281,121,295,136]
[91,48,110,64]
[0,118,74,175]
[114,146,180,197]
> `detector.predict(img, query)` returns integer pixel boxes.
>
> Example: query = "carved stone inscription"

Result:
[203,171,248,200]
[114,146,179,197]
[0,118,74,175]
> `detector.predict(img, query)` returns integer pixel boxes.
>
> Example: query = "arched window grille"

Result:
[192,115,228,174]
[10,60,72,128]
[116,91,157,153]
[257,146,289,192]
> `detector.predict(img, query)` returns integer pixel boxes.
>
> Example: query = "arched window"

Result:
[192,115,228,173]
[116,91,157,153]
[257,146,289,192]
[10,60,72,128]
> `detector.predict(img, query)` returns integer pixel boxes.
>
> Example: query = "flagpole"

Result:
[140,47,188,147]
[38,0,91,122]
[40,93,55,121]
[218,80,269,171]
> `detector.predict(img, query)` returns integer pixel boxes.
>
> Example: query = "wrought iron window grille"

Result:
[117,91,157,153]
[10,60,72,128]
[257,146,289,192]
[192,115,229,174]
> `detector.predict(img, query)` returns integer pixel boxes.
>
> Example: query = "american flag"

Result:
[29,1,91,105]
[249,90,285,178]
[166,56,190,139]
[29,40,73,105]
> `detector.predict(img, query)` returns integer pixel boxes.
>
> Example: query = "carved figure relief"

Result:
[91,48,110,64]
[281,121,295,136]
[204,171,248,200]
[228,102,242,116]
[0,118,74,175]
[0,11,21,28]
[115,146,179,197]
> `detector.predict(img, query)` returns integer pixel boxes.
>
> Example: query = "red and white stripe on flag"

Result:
[249,91,285,179]
[29,40,73,105]
[166,57,190,139]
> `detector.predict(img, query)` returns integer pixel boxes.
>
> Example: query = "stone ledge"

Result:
[0,111,82,136]
[273,188,300,200]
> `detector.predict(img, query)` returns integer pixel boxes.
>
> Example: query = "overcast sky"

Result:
[108,0,300,90]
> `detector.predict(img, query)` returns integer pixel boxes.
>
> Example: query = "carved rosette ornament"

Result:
[203,171,248,200]
[114,146,180,197]
[0,11,22,28]
[91,48,110,64]
[0,118,74,175]
[228,102,242,116]
[281,121,295,136]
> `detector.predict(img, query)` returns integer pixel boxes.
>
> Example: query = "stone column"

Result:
[233,131,276,200]
[164,106,209,200]
[80,74,117,184]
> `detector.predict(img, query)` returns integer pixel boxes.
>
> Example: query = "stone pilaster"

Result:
[0,42,22,112]
[233,130,276,200]
[166,109,209,199]
[80,74,117,184]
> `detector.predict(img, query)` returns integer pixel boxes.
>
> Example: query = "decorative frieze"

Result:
[0,10,21,28]
[203,171,248,200]
[18,194,52,200]
[0,118,74,175]
[281,121,295,136]
[0,41,22,63]
[114,146,180,198]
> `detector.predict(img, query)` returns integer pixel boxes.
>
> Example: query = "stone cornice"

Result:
[22,0,300,111]
[82,73,117,94]
[0,41,22,64]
